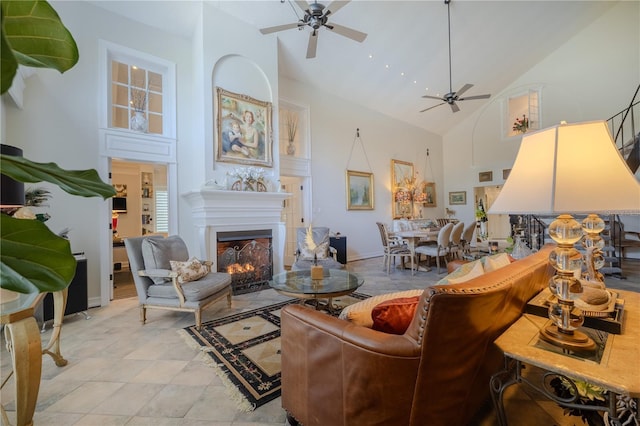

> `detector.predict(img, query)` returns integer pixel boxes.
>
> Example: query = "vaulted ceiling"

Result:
[88,1,616,136]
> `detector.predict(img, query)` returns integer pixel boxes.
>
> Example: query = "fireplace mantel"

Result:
[183,189,291,274]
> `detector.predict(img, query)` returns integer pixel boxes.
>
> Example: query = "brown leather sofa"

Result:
[281,245,555,425]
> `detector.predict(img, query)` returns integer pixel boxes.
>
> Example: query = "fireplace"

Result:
[183,188,290,284]
[217,230,273,294]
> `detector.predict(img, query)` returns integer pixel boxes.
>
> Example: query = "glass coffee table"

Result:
[270,269,364,313]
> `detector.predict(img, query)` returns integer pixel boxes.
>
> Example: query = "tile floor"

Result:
[2,256,639,425]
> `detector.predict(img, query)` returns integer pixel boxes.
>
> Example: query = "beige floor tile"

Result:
[45,381,124,413]
[125,417,184,425]
[73,413,131,425]
[91,358,151,382]
[170,360,218,386]
[137,384,207,418]
[91,382,164,416]
[36,378,85,411]
[131,359,189,384]
[184,385,242,422]
[48,357,117,382]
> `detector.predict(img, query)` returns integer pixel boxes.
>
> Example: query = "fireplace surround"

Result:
[183,188,289,277]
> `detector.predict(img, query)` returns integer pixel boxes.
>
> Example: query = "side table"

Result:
[1,289,68,426]
[490,289,639,425]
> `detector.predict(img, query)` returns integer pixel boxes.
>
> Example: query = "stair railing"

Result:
[607,84,639,167]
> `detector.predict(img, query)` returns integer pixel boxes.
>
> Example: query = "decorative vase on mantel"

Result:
[130,111,148,133]
[286,139,296,156]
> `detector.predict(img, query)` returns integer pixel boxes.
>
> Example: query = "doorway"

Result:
[474,185,510,239]
[280,176,305,268]
[111,159,168,300]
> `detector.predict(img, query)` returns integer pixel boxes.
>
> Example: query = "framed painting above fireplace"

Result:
[215,87,273,168]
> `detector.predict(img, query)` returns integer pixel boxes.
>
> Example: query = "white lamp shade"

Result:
[489,120,640,215]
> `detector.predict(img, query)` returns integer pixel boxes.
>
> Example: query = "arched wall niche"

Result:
[208,54,277,181]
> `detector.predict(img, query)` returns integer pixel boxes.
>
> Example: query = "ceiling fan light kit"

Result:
[420,0,491,113]
[259,0,367,59]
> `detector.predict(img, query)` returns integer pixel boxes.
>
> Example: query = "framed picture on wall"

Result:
[422,182,437,207]
[346,170,374,210]
[479,171,493,182]
[215,87,273,167]
[449,191,466,205]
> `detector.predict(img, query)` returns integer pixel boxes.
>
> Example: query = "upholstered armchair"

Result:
[124,235,232,329]
[291,226,344,271]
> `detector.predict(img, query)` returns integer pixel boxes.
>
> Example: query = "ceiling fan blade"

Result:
[420,103,446,113]
[458,94,491,101]
[325,1,351,15]
[450,102,460,113]
[326,23,367,42]
[421,94,445,101]
[454,83,474,97]
[306,31,318,59]
[294,0,310,13]
[260,22,300,35]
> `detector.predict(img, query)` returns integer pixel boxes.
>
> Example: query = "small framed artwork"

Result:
[215,87,273,167]
[422,182,437,207]
[503,169,512,180]
[449,191,466,205]
[113,184,127,197]
[346,170,374,210]
[479,171,493,182]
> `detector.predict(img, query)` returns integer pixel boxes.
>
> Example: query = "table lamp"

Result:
[489,120,640,351]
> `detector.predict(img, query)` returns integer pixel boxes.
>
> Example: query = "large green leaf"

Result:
[0,13,18,95]
[0,0,78,94]
[1,155,116,199]
[1,214,76,293]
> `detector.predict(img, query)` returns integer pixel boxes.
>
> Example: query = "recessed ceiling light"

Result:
[385,64,390,69]
[400,72,405,76]
[368,54,373,59]
[413,80,417,84]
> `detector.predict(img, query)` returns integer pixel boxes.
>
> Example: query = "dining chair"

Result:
[376,222,413,274]
[414,222,454,274]
[460,222,477,257]
[448,221,465,260]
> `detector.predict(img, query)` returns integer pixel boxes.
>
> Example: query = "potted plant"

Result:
[475,200,488,240]
[1,0,116,295]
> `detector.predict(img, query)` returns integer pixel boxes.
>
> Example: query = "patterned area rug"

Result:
[179,293,369,411]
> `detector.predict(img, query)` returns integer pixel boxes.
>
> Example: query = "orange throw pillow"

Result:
[371,296,420,335]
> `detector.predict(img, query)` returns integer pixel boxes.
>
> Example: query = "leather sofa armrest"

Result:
[281,304,422,425]
[283,304,421,356]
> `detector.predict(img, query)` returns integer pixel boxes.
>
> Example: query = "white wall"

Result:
[280,78,443,260]
[443,2,640,236]
[4,1,194,305]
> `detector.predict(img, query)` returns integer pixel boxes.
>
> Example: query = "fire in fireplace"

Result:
[217,230,273,295]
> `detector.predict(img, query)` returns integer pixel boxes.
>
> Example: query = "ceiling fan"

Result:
[259,0,367,59]
[420,0,490,113]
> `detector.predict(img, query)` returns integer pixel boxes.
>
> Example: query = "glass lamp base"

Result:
[539,324,596,352]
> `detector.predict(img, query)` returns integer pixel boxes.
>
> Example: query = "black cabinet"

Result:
[43,254,88,321]
[330,236,347,264]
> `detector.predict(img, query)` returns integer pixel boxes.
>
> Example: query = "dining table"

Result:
[392,229,440,275]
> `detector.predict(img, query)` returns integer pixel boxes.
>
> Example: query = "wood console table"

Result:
[1,289,68,426]
[490,289,639,425]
